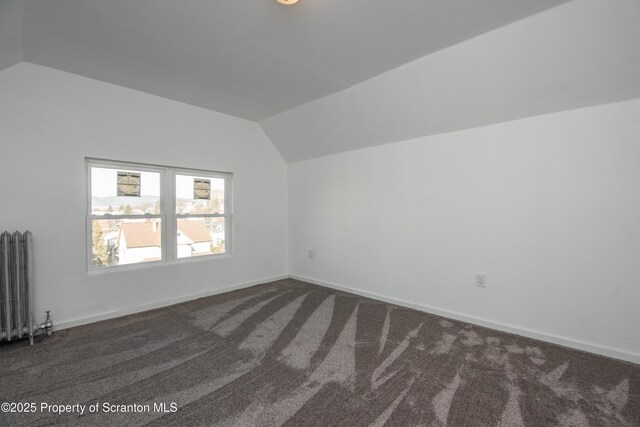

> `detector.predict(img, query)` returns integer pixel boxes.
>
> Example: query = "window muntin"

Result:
[87,159,231,271]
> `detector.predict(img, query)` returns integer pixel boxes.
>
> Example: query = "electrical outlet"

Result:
[475,273,486,288]
[308,249,316,260]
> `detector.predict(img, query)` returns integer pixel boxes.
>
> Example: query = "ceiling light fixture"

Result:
[277,0,299,5]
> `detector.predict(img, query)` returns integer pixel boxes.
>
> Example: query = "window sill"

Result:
[87,252,232,276]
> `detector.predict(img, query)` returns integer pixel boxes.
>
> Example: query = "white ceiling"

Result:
[20,0,568,121]
[261,0,640,163]
[0,0,23,71]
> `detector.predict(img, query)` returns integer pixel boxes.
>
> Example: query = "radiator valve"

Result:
[37,311,53,336]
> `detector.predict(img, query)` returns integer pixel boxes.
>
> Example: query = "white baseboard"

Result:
[54,275,289,331]
[51,272,639,365]
[290,274,640,365]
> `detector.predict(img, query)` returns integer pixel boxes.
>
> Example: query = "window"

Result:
[87,159,231,271]
[175,173,227,258]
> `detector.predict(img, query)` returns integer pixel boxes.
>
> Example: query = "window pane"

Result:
[92,219,162,268]
[176,174,225,214]
[177,217,225,258]
[91,167,161,215]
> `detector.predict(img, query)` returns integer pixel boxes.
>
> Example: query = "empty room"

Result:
[1,0,639,425]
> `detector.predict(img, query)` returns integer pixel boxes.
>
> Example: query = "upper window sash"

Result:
[88,162,164,218]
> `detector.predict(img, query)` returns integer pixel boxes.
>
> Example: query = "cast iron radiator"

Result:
[0,231,52,345]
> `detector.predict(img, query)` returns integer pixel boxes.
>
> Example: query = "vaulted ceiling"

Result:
[3,0,639,163]
[12,0,566,121]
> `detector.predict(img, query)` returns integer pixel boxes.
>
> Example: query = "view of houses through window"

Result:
[88,161,230,269]
[175,174,226,259]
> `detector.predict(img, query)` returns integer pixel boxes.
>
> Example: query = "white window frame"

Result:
[86,158,233,273]
[172,169,232,261]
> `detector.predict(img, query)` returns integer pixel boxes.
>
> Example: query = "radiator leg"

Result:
[29,334,34,346]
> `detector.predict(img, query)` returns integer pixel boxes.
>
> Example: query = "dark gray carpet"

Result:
[1,279,639,426]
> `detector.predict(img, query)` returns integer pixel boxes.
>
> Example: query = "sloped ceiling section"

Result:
[6,0,639,164]
[20,0,567,121]
[0,0,23,71]
[261,0,640,163]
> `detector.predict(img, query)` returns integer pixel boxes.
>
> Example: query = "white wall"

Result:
[0,62,288,328]
[289,99,640,363]
[262,0,640,162]
[0,0,23,71]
